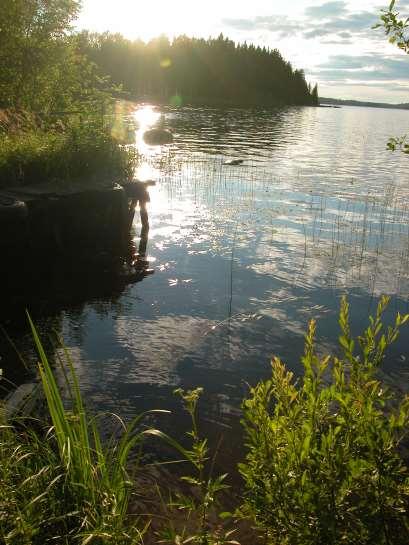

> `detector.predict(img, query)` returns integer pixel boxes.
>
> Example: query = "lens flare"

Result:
[160,58,172,68]
[170,94,183,107]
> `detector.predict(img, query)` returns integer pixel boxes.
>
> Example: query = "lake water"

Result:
[2,104,409,458]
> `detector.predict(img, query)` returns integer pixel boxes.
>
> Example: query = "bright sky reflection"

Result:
[53,105,409,440]
[130,104,177,221]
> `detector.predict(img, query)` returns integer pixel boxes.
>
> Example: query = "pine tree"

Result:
[79,32,316,107]
[311,83,319,106]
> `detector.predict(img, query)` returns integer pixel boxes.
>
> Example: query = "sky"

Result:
[76,0,409,103]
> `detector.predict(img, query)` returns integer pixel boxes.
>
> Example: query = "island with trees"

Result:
[78,32,319,107]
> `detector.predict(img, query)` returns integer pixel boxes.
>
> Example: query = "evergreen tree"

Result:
[79,32,316,107]
[311,84,319,106]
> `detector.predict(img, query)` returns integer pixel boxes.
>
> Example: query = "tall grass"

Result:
[0,420,71,544]
[0,113,136,188]
[0,316,172,544]
[0,321,238,544]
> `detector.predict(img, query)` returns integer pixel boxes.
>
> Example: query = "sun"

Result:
[120,2,183,41]
[77,0,201,42]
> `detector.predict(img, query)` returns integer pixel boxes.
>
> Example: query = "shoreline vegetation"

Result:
[0,107,136,189]
[0,0,136,190]
[1,1,318,191]
[1,298,409,544]
[79,32,319,109]
[320,97,409,111]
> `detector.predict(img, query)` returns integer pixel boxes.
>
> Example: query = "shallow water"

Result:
[2,104,409,457]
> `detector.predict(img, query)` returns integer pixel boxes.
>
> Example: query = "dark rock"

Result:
[224,158,244,165]
[143,128,173,145]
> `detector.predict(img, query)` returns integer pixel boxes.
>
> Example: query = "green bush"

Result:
[0,116,136,188]
[239,296,409,545]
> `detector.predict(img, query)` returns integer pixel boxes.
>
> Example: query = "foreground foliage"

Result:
[240,296,409,544]
[0,421,72,544]
[1,298,409,544]
[376,0,409,154]
[155,387,237,545]
[0,319,160,544]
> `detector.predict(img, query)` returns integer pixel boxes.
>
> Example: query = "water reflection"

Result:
[2,105,409,455]
[0,225,156,392]
[133,104,162,155]
[76,108,409,421]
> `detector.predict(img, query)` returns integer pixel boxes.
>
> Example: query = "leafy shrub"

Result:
[239,296,409,545]
[0,113,136,188]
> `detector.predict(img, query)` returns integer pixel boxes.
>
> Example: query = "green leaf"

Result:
[219,511,233,519]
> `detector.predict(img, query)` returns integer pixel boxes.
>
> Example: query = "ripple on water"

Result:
[4,105,409,440]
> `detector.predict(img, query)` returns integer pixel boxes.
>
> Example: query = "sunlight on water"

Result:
[133,104,162,156]
[134,161,160,182]
[133,104,161,129]
[12,104,409,448]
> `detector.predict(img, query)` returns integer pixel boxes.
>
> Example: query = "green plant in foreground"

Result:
[386,135,409,155]
[239,296,409,545]
[155,388,238,545]
[0,320,237,545]
[377,0,409,54]
[18,315,168,544]
[0,418,72,544]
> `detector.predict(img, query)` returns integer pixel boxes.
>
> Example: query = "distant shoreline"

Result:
[320,97,409,111]
[115,92,316,109]
[118,91,409,111]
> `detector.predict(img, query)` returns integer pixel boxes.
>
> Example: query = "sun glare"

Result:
[125,8,164,41]
[95,0,198,42]
[133,105,160,129]
[133,105,163,156]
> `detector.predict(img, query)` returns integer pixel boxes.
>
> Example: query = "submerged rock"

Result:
[143,128,173,145]
[224,158,244,165]
[4,382,42,419]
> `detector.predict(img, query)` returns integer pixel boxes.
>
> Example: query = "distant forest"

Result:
[78,32,318,107]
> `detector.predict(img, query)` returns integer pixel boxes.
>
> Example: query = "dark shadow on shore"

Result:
[0,227,155,394]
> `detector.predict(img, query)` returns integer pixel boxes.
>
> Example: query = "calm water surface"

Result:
[3,104,409,454]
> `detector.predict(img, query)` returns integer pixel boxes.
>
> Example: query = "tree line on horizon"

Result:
[78,31,319,108]
[0,0,317,113]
